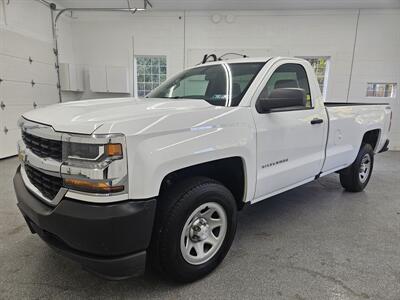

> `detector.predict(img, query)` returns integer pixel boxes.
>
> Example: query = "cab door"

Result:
[252,61,327,201]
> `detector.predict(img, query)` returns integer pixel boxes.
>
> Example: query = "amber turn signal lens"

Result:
[64,178,124,194]
[105,143,123,157]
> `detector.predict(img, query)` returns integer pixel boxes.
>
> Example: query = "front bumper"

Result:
[14,166,157,280]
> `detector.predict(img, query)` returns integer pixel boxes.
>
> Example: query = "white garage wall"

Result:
[60,11,185,101]
[1,5,398,150]
[185,10,358,102]
[66,10,359,103]
[65,10,357,101]
[64,8,400,149]
[348,9,400,149]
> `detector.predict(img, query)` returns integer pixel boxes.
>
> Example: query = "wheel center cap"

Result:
[190,218,210,242]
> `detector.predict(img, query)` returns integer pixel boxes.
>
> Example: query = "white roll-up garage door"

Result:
[0,29,59,159]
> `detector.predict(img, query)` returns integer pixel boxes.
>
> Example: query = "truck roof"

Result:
[199,57,272,65]
[196,56,309,67]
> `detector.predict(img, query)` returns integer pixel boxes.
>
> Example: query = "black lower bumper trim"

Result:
[26,217,146,280]
[14,166,157,279]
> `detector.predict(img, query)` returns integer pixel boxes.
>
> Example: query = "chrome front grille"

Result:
[24,165,63,200]
[22,131,62,161]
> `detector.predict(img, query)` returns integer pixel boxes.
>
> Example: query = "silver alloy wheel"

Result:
[180,202,227,265]
[359,153,371,183]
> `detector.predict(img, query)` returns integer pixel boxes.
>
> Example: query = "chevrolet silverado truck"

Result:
[14,57,392,282]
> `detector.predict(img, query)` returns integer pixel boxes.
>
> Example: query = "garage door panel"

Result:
[3,30,32,60]
[0,81,34,105]
[28,39,55,65]
[31,62,57,85]
[0,55,3,79]
[2,31,51,63]
[0,29,4,54]
[0,55,33,82]
[0,105,34,130]
[36,103,57,110]
[0,56,56,86]
[32,84,59,105]
[0,29,58,159]
[0,128,20,158]
[3,30,54,64]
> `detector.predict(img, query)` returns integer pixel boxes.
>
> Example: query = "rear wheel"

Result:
[340,143,374,192]
[150,177,237,283]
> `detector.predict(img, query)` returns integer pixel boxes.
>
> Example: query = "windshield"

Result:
[147,62,265,107]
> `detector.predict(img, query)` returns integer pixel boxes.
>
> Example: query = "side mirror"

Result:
[256,88,307,113]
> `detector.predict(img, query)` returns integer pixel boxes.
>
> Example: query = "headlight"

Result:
[63,142,123,161]
[60,134,128,196]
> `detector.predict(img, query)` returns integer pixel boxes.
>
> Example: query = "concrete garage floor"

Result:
[0,152,399,299]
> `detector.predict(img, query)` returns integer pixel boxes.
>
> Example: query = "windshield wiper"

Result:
[157,96,206,100]
[156,96,186,99]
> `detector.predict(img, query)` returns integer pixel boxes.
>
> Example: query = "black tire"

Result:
[340,143,374,192]
[149,177,237,283]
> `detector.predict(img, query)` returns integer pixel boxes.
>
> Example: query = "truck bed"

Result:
[322,102,391,174]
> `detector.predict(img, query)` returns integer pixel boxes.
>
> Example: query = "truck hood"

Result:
[23,97,229,135]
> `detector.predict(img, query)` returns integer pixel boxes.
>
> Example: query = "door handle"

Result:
[311,118,323,125]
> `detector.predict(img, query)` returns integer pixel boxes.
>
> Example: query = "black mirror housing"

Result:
[256,88,307,113]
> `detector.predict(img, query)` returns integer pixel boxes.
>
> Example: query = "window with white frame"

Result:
[136,56,167,97]
[299,57,330,98]
[366,83,397,98]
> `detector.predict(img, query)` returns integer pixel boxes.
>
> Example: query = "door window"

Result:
[260,63,312,108]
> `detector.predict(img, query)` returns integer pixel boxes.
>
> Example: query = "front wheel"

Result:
[180,201,228,266]
[340,143,374,192]
[150,177,237,283]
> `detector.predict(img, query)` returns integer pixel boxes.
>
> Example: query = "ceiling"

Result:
[55,0,400,10]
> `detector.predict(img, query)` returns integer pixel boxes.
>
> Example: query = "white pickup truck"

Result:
[14,57,392,282]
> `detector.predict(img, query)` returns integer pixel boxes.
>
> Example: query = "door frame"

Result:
[248,58,328,203]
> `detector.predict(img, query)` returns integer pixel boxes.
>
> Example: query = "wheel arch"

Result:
[361,129,381,152]
[159,156,247,210]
